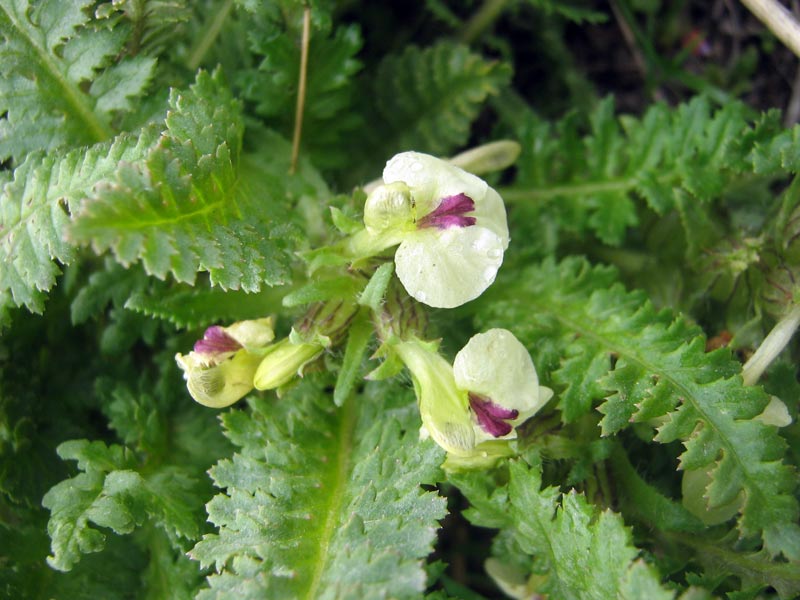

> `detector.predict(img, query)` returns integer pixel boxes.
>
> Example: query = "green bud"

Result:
[681,467,743,525]
[253,337,325,390]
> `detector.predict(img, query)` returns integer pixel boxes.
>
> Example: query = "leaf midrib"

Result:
[530,294,772,518]
[303,393,357,599]
[0,3,112,144]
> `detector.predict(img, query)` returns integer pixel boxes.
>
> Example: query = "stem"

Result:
[458,0,508,43]
[741,305,800,385]
[185,0,234,71]
[290,5,311,175]
[740,0,800,59]
[500,178,635,202]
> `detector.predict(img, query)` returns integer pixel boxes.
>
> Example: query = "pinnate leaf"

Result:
[453,458,673,599]
[478,257,800,559]
[0,0,155,162]
[191,380,446,599]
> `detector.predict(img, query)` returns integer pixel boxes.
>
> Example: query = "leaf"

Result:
[190,379,447,598]
[369,42,511,157]
[0,128,159,313]
[453,457,674,599]
[333,310,373,406]
[69,70,296,292]
[508,97,794,246]
[478,257,800,559]
[0,0,156,162]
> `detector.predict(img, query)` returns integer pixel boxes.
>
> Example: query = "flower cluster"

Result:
[176,145,550,470]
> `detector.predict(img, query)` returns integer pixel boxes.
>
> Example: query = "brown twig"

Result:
[290,5,311,175]
[740,0,800,58]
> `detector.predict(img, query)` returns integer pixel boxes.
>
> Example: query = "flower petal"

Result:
[383,151,509,246]
[454,329,550,425]
[395,226,505,308]
[384,151,487,217]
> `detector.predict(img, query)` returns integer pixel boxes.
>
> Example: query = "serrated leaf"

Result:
[477,257,800,559]
[42,439,205,572]
[190,380,446,598]
[508,97,795,246]
[371,42,511,157]
[0,0,156,162]
[0,128,158,312]
[453,458,674,599]
[69,70,296,292]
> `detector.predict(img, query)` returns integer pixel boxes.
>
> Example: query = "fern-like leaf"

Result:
[0,0,156,163]
[0,128,159,312]
[478,257,800,560]
[507,97,792,245]
[453,457,674,599]
[190,380,446,598]
[370,42,511,157]
[69,70,295,292]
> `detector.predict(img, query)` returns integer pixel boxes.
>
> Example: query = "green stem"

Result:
[500,178,635,202]
[185,0,235,71]
[458,0,509,43]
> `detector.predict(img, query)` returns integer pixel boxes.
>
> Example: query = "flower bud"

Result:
[253,337,325,390]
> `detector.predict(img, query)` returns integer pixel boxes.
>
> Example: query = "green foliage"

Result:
[69,70,296,292]
[236,3,363,169]
[2,2,800,598]
[508,97,792,245]
[453,457,674,599]
[0,128,158,312]
[368,42,511,159]
[191,380,446,598]
[478,257,800,560]
[0,0,156,163]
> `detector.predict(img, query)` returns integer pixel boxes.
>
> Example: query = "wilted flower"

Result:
[393,328,552,460]
[175,318,275,408]
[362,151,509,309]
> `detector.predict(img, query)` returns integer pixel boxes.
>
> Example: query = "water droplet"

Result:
[483,267,495,283]
[416,290,428,302]
[411,161,423,172]
[488,248,502,260]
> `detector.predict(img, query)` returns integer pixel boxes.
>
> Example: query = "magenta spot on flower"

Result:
[469,392,518,437]
[194,326,241,355]
[417,193,477,230]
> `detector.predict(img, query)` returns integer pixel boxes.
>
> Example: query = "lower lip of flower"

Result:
[468,392,519,437]
[416,193,477,230]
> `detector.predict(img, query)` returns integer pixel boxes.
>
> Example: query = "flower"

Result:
[363,151,509,309]
[175,318,275,408]
[393,328,552,459]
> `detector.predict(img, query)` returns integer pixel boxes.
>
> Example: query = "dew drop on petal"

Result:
[416,290,428,302]
[483,267,495,283]
[411,161,423,172]
[488,248,502,260]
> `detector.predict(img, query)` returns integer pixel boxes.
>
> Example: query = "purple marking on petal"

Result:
[469,392,519,438]
[417,193,477,230]
[194,326,242,355]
